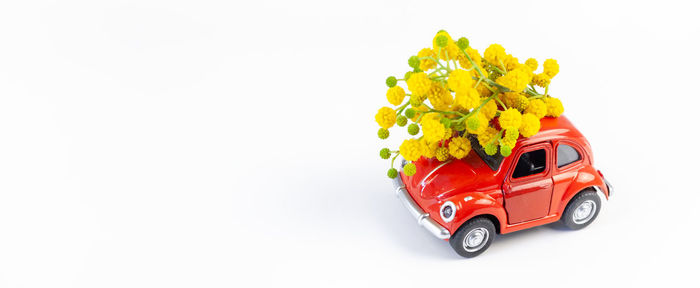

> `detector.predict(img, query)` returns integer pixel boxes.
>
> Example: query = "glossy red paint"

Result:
[400,115,610,238]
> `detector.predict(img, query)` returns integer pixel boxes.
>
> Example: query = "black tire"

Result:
[561,190,601,230]
[449,217,495,258]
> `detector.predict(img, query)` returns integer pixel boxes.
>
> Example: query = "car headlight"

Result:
[440,201,456,223]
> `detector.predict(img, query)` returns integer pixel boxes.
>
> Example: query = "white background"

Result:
[1,0,699,287]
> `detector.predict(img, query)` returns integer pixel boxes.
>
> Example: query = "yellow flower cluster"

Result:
[375,107,396,129]
[447,69,473,93]
[420,114,447,144]
[376,30,566,178]
[386,86,406,106]
[448,137,471,159]
[495,67,532,92]
[499,108,522,130]
[399,139,422,162]
[406,72,432,97]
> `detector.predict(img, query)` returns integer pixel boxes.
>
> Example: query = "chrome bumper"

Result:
[604,178,614,197]
[392,176,450,240]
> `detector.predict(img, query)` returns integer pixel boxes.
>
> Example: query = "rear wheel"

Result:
[449,217,495,258]
[561,190,601,230]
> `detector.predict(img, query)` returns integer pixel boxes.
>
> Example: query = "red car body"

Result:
[394,116,612,240]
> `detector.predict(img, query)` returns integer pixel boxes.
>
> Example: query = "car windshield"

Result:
[467,134,504,171]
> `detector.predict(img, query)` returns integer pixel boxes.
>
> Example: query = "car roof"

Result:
[516,115,584,147]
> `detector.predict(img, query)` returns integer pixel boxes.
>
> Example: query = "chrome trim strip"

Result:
[392,176,450,240]
[392,176,405,194]
[604,178,614,197]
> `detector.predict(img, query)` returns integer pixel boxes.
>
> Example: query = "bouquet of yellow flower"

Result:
[376,30,564,179]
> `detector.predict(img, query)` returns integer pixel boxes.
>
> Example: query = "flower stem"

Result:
[459,47,486,80]
[390,153,399,168]
[495,97,507,110]
[396,101,410,115]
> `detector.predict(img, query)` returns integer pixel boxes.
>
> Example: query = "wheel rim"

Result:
[572,200,597,224]
[462,227,489,252]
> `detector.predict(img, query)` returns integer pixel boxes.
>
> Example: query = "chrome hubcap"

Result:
[572,200,597,224]
[463,227,489,252]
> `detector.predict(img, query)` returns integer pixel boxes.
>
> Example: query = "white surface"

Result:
[1,0,699,287]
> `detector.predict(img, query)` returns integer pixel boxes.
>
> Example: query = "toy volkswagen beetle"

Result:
[391,116,613,258]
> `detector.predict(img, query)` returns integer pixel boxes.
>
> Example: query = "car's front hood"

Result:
[406,153,498,200]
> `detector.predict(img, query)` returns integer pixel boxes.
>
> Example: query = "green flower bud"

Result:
[379,148,391,159]
[404,108,416,119]
[378,128,389,139]
[452,121,466,132]
[488,70,500,81]
[408,56,420,69]
[404,71,413,81]
[484,143,498,155]
[500,144,512,157]
[457,37,470,50]
[396,115,408,127]
[436,35,449,48]
[387,168,398,179]
[467,116,480,131]
[413,67,422,73]
[409,94,423,107]
[407,123,419,135]
[403,163,417,176]
[385,76,397,88]
[440,117,452,128]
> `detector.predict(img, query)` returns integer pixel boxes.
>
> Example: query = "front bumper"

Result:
[392,176,451,240]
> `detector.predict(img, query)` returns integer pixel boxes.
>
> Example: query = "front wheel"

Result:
[449,217,495,258]
[561,190,601,230]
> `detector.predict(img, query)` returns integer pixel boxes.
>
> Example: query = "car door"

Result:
[502,143,554,224]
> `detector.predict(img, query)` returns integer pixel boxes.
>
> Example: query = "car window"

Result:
[512,149,547,179]
[467,135,503,171]
[557,144,581,168]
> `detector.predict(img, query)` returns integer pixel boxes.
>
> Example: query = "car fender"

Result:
[558,165,607,213]
[447,191,507,234]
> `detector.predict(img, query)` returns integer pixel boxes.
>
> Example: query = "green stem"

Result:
[499,60,507,74]
[483,78,511,93]
[459,47,486,80]
[427,108,465,117]
[418,56,449,75]
[435,47,449,72]
[390,153,399,168]
[495,97,507,110]
[456,92,500,123]
[489,129,504,146]
[396,101,410,115]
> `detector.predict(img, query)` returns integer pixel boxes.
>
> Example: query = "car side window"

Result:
[512,149,547,179]
[557,144,581,168]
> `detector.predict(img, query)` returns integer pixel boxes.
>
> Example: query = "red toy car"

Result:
[392,115,613,258]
